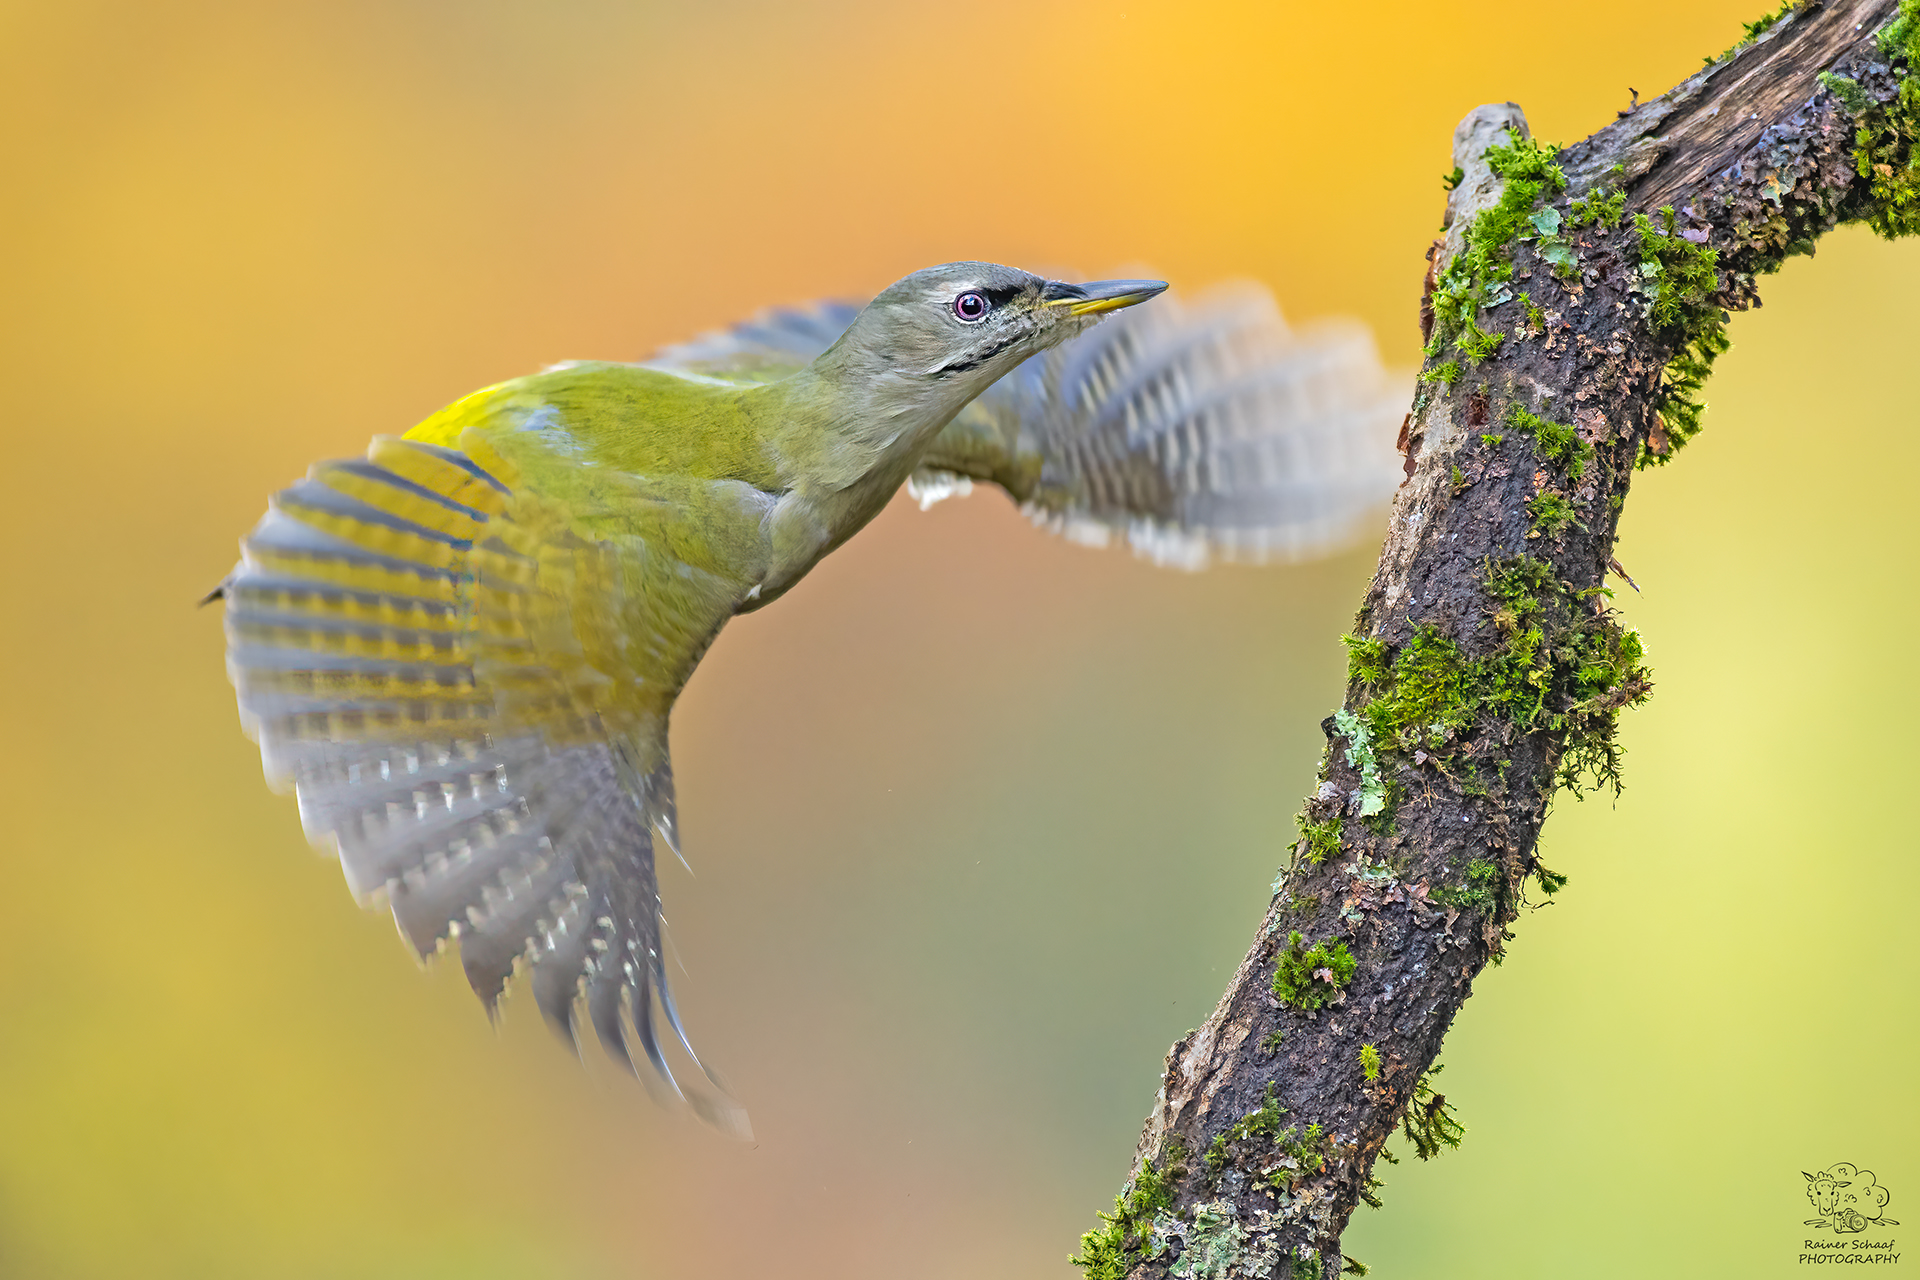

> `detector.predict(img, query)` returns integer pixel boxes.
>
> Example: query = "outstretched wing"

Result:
[924,284,1408,568]
[219,431,761,1134]
[646,283,1407,568]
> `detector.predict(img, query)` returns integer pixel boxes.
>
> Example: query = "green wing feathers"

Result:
[220,432,751,1134]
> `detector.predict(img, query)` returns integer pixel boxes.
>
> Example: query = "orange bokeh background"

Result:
[1,2,1914,1277]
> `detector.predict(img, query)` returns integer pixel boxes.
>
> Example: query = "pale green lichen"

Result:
[1154,1200,1284,1280]
[1331,708,1386,818]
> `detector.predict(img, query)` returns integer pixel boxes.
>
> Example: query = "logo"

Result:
[1805,1164,1901,1235]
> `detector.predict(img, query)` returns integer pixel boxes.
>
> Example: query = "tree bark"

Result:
[1075,3,1914,1276]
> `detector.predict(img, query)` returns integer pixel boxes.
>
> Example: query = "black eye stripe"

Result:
[951,284,1026,324]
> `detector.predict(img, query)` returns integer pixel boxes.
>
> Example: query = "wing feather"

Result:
[928,284,1409,569]
[220,435,748,1133]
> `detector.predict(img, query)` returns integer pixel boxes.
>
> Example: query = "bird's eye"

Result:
[952,291,991,323]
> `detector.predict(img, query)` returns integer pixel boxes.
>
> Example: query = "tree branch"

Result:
[1072,2,1915,1276]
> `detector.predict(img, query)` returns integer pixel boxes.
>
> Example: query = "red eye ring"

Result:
[952,291,991,323]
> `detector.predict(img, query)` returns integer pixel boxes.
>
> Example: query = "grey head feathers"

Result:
[810,263,1166,428]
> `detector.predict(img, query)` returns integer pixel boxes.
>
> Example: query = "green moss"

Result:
[1071,1140,1187,1278]
[1847,0,1920,239]
[1294,1253,1324,1280]
[1298,813,1344,866]
[1819,70,1876,116]
[1449,462,1467,493]
[1629,205,1727,467]
[1426,129,1566,363]
[1533,863,1570,895]
[1506,404,1591,480]
[1879,2,1916,57]
[1479,431,1504,447]
[1707,0,1803,65]
[1420,359,1461,389]
[1640,324,1732,467]
[1359,1044,1382,1082]
[1204,1084,1338,1203]
[1634,206,1721,331]
[1567,183,1626,230]
[1229,1084,1289,1144]
[1526,489,1580,536]
[1588,5,1910,475]
[1347,557,1651,799]
[1401,1064,1466,1161]
[1352,626,1477,754]
[1343,633,1390,686]
[1272,932,1357,1011]
[1342,1257,1371,1277]
[1553,616,1650,794]
[1521,293,1547,334]
[1442,164,1465,192]
[1272,1123,1330,1182]
[1430,858,1500,915]
[1260,1029,1286,1055]
[1359,1144,1395,1212]
[1457,316,1504,364]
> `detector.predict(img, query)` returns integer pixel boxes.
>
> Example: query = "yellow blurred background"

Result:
[1,1,1913,1276]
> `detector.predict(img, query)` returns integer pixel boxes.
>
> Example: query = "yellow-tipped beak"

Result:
[1041,277,1169,316]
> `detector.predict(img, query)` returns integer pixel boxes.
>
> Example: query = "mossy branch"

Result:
[1077,2,1916,1276]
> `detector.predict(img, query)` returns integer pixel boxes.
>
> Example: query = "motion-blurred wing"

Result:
[218,433,753,1134]
[921,283,1407,568]
[644,300,862,384]
[644,284,1407,569]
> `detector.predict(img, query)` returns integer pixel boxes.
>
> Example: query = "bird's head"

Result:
[823,262,1167,415]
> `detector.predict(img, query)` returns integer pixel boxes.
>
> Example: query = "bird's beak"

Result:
[1041,278,1169,317]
